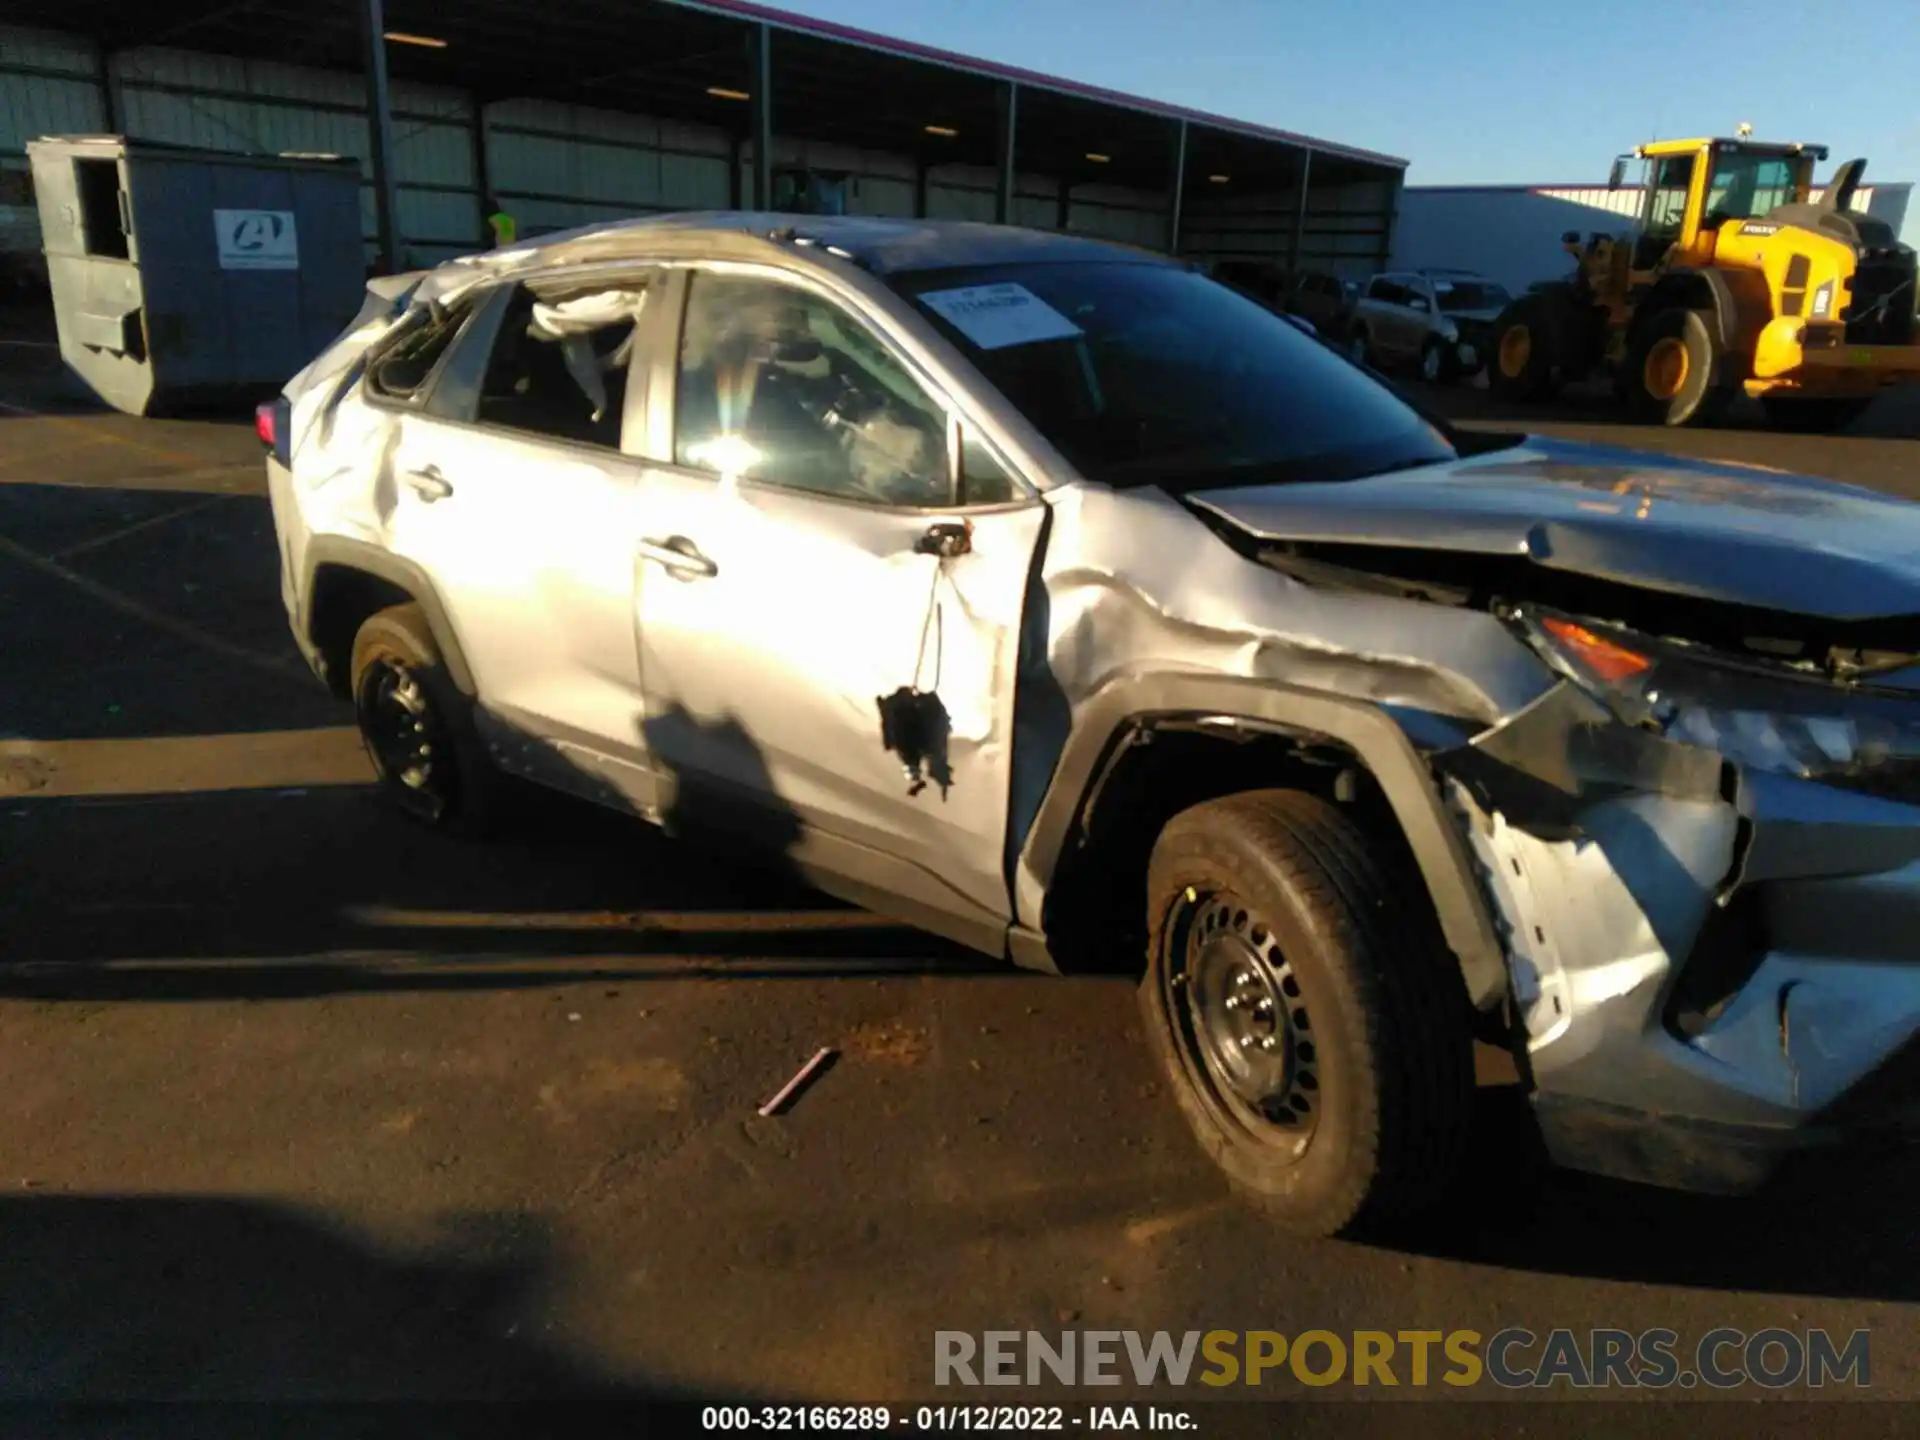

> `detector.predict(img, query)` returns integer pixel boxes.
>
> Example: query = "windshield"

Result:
[1703,152,1801,225]
[1433,278,1509,312]
[893,261,1456,491]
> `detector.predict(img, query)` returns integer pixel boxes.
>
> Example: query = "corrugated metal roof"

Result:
[669,0,1408,170]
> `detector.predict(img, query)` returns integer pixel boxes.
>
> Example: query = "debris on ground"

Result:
[758,1047,836,1117]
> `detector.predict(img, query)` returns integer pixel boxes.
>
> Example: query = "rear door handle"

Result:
[403,466,453,502]
[639,535,717,579]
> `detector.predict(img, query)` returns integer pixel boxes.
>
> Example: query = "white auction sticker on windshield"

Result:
[917,283,1082,350]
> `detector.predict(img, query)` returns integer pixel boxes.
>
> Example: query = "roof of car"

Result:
[504,211,1178,277]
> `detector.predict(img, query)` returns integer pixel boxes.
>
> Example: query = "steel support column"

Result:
[914,158,930,219]
[995,82,1018,224]
[96,47,120,133]
[1289,147,1313,273]
[360,0,402,273]
[470,100,493,248]
[1379,174,1401,271]
[749,23,772,210]
[1055,175,1071,231]
[1167,117,1189,255]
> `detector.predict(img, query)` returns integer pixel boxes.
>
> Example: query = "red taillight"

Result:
[255,401,277,450]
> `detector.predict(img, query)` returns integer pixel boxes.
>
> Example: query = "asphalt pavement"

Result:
[3,326,1920,1427]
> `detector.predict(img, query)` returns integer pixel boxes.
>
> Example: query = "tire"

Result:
[1623,308,1735,427]
[1759,396,1873,433]
[1139,789,1474,1237]
[350,602,500,837]
[1419,338,1446,384]
[1346,328,1370,366]
[1486,295,1562,401]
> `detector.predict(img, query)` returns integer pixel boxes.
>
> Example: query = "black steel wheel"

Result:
[350,603,499,836]
[1140,789,1474,1237]
[1173,896,1323,1147]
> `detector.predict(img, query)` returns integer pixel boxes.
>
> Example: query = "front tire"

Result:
[1759,396,1873,433]
[1140,790,1474,1237]
[1346,328,1370,366]
[350,603,500,837]
[1623,308,1735,426]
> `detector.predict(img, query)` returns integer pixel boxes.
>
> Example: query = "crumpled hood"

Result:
[1189,435,1920,621]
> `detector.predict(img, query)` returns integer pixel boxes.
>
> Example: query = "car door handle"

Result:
[639,535,717,579]
[403,466,453,502]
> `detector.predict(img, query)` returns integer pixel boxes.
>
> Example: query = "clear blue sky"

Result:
[775,0,1920,241]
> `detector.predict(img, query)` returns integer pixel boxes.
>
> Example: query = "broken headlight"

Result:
[1523,609,1920,799]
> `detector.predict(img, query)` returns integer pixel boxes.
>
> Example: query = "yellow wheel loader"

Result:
[1486,137,1920,431]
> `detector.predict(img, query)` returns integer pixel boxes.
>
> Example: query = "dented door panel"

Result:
[635,463,1046,920]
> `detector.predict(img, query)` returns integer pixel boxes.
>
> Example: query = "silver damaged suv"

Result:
[264,213,1920,1236]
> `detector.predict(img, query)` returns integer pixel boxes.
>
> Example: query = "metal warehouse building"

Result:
[0,0,1405,284]
[1392,180,1914,297]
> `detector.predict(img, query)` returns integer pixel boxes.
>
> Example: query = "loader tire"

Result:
[1487,294,1564,402]
[1624,308,1736,427]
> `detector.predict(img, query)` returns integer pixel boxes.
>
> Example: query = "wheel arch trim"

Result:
[301,536,478,697]
[1017,670,1509,1010]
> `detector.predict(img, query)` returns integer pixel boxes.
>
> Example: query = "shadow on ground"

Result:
[0,779,985,998]
[1398,1083,1920,1305]
[0,1191,751,1434]
[1414,373,1920,441]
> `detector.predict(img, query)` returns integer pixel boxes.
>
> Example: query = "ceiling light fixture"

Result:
[383,31,447,47]
[1085,152,1110,163]
[707,86,752,101]
[925,124,958,138]
[1208,173,1230,183]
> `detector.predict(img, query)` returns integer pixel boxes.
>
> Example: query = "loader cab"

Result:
[1625,138,1824,271]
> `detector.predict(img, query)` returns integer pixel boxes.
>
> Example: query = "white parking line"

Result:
[51,495,230,559]
[0,532,300,678]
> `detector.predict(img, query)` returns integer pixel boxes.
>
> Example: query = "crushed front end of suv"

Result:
[264,212,1920,1236]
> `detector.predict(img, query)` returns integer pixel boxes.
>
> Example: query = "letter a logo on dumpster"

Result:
[214,209,299,270]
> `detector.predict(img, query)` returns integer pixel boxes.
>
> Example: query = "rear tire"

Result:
[1759,396,1873,433]
[350,603,500,838]
[1623,308,1735,427]
[1139,789,1474,1238]
[1487,295,1563,401]
[1346,328,1370,366]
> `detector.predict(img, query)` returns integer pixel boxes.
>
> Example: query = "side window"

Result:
[1637,156,1695,269]
[367,299,478,406]
[472,279,651,448]
[675,271,954,507]
[1366,277,1397,302]
[1645,157,1694,237]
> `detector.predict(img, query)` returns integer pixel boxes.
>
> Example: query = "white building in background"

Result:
[1391,182,1913,296]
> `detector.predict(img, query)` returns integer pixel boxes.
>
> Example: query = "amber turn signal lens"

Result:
[1542,615,1653,684]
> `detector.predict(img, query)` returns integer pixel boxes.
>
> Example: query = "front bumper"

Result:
[1747,334,1920,397]
[1435,683,1920,1194]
